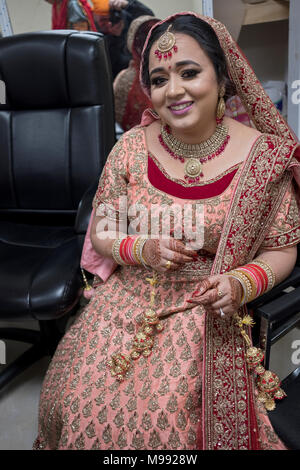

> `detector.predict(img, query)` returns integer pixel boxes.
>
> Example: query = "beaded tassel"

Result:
[108,271,163,381]
[234,313,286,411]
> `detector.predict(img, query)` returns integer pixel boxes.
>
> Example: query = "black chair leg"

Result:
[0,343,45,392]
[0,304,80,392]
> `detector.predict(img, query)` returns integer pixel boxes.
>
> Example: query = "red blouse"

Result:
[148,153,239,200]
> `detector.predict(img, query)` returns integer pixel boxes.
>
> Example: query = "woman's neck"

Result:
[169,119,219,145]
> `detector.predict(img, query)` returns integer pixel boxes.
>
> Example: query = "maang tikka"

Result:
[154,24,178,61]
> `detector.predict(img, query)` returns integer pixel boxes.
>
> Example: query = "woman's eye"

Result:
[182,69,199,79]
[151,76,167,87]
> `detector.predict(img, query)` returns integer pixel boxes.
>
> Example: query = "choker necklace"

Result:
[158,123,230,183]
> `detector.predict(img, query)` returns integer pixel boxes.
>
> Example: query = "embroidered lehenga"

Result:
[34,13,300,450]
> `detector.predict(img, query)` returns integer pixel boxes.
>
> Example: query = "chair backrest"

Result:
[0,30,115,221]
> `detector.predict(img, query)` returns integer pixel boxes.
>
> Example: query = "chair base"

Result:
[0,342,46,391]
[0,307,79,393]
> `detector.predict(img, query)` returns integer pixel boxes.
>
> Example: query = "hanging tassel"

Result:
[81,268,95,300]
[234,313,286,411]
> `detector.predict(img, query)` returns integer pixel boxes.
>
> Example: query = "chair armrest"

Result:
[75,179,99,251]
[248,266,300,309]
[253,286,300,324]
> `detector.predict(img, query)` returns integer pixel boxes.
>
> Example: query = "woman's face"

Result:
[149,33,220,140]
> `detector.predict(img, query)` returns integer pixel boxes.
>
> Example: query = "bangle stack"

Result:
[227,258,276,305]
[112,235,149,266]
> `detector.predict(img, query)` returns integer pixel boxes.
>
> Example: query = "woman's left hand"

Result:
[187,274,243,318]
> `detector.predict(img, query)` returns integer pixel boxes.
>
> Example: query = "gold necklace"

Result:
[158,123,230,183]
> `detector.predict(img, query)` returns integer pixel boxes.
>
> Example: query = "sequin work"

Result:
[33,128,299,450]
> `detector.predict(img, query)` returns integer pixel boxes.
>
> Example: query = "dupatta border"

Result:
[203,135,299,450]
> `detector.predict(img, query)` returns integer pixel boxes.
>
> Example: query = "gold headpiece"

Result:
[154,25,178,61]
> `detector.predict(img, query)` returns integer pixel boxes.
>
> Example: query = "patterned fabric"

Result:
[137,13,300,448]
[34,127,300,450]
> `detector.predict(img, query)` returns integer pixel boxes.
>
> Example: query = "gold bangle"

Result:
[134,236,145,265]
[139,238,149,268]
[236,268,259,302]
[227,269,255,303]
[112,237,127,265]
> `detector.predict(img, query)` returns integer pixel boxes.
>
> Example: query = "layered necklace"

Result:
[158,123,230,183]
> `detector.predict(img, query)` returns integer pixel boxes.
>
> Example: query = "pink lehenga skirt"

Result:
[33,261,286,450]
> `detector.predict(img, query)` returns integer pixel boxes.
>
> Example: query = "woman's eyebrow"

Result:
[150,60,201,77]
[149,67,164,77]
[175,60,201,67]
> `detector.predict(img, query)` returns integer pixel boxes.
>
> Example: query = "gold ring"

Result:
[166,261,172,269]
[218,290,224,298]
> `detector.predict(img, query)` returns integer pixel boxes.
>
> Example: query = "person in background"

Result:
[113,15,160,132]
[45,1,155,77]
[45,0,97,31]
[93,0,155,78]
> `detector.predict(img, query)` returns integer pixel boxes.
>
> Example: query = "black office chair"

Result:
[0,30,115,392]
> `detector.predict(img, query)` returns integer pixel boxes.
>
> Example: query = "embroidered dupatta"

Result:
[139,12,300,450]
[201,14,299,450]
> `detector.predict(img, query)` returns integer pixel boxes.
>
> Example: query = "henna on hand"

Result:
[194,288,219,305]
[192,278,218,298]
[169,239,197,258]
[143,239,161,267]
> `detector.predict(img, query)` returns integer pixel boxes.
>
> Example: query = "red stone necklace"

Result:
[158,123,230,183]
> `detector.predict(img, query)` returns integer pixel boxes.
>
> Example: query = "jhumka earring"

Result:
[216,85,226,123]
[154,24,178,61]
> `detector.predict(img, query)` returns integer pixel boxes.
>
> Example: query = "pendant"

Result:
[184,159,202,178]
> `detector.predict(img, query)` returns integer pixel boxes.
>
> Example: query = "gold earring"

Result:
[216,85,226,122]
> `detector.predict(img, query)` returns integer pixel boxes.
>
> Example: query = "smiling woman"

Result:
[149,34,221,144]
[34,13,300,451]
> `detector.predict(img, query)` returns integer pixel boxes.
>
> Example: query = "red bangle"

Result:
[248,263,268,292]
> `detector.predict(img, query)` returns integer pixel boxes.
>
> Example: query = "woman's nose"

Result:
[166,75,185,99]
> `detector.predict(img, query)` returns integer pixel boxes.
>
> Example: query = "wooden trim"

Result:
[243,0,289,25]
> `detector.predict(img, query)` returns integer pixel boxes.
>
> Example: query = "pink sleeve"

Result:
[260,180,300,249]
[80,134,129,282]
[80,208,117,282]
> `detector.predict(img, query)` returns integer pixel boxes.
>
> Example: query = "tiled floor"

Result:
[0,317,299,450]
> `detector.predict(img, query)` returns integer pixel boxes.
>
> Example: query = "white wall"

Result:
[145,0,202,19]
[4,0,52,34]
[2,0,202,36]
[238,21,289,84]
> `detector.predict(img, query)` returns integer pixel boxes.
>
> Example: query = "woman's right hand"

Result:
[142,238,198,273]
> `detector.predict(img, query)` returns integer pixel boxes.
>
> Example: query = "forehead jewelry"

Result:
[154,24,178,61]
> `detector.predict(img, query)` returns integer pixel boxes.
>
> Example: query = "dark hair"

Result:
[133,19,160,58]
[141,15,235,98]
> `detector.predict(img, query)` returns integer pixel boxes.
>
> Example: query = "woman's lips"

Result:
[168,101,194,115]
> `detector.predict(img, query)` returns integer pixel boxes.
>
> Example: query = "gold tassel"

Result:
[108,271,163,381]
[234,312,286,411]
